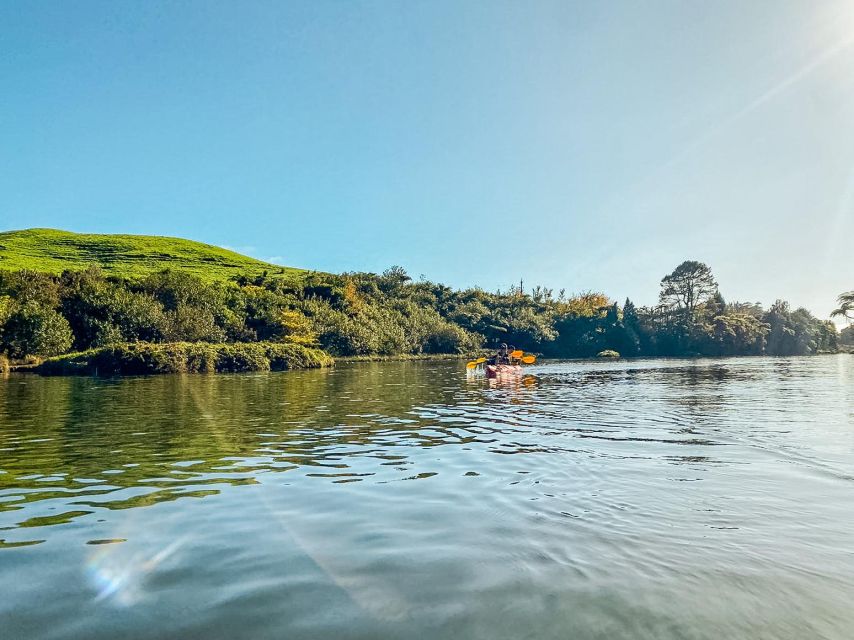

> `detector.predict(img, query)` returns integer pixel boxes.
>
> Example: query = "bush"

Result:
[0,353,8,375]
[302,299,378,356]
[596,350,620,358]
[215,343,270,372]
[1,303,74,358]
[264,343,331,370]
[37,342,333,376]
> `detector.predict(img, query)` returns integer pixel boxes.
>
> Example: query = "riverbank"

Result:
[8,346,849,378]
[335,352,485,363]
[35,342,333,376]
[6,345,498,377]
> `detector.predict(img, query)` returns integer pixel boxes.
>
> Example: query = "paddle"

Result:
[468,354,535,369]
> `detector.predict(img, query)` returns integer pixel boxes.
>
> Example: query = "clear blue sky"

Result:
[2,1,852,320]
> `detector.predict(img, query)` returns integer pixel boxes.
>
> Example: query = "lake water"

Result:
[1,356,853,639]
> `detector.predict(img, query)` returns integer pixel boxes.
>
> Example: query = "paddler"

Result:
[507,345,517,363]
[489,343,510,365]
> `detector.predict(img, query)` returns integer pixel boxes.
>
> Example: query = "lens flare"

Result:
[86,537,187,605]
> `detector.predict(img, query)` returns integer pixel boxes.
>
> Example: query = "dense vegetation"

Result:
[0,228,305,281]
[38,342,332,376]
[832,291,854,323]
[835,291,854,350]
[0,252,843,372]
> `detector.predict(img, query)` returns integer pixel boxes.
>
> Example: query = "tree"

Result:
[727,301,764,318]
[705,291,726,319]
[763,300,833,356]
[1,303,74,358]
[659,261,718,319]
[815,320,839,353]
[619,298,642,355]
[840,325,854,346]
[547,293,611,357]
[0,270,61,307]
[378,266,411,295]
[60,268,166,349]
[709,313,769,356]
[831,291,854,320]
[275,309,317,346]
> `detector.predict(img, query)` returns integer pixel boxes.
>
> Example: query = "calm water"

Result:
[1,356,853,639]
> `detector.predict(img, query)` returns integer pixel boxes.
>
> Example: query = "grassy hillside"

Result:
[0,228,306,281]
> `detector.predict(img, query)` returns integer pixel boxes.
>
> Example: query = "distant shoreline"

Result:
[0,240,847,368]
[4,348,850,378]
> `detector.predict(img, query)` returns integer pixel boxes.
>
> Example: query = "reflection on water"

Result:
[1,356,854,639]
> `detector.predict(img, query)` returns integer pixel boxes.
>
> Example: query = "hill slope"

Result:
[0,228,306,281]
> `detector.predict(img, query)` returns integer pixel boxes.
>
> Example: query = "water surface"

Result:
[1,356,853,639]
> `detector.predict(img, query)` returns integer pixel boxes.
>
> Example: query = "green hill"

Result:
[0,228,306,281]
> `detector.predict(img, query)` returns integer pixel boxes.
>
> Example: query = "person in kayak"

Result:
[507,345,517,363]
[489,343,511,365]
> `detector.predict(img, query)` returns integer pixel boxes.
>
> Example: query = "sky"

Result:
[1,1,852,321]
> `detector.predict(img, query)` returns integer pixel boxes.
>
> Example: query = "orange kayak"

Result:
[485,364,523,379]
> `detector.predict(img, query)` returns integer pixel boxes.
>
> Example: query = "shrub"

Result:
[265,343,331,370]
[276,309,317,346]
[37,342,333,376]
[183,343,219,373]
[596,350,620,358]
[302,299,378,356]
[215,343,270,372]
[1,303,74,358]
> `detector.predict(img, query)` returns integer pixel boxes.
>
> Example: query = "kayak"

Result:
[485,364,523,379]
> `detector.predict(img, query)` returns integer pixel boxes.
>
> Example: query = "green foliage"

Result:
[597,350,620,358]
[840,325,854,346]
[708,313,769,356]
[763,300,834,356]
[832,291,854,320]
[214,343,271,372]
[545,294,631,358]
[37,342,332,376]
[1,302,73,357]
[659,260,718,319]
[59,267,166,349]
[264,342,332,370]
[0,245,841,368]
[0,295,12,327]
[815,320,839,353]
[276,309,318,346]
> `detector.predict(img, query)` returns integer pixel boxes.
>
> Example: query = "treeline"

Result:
[0,260,843,362]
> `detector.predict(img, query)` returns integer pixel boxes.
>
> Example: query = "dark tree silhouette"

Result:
[831,291,854,320]
[659,261,718,319]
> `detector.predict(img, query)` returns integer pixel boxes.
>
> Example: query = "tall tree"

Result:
[659,260,718,319]
[831,291,854,320]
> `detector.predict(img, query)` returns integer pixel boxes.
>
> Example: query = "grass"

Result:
[36,342,333,376]
[0,228,308,282]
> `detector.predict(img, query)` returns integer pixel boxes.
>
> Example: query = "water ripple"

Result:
[0,356,853,639]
